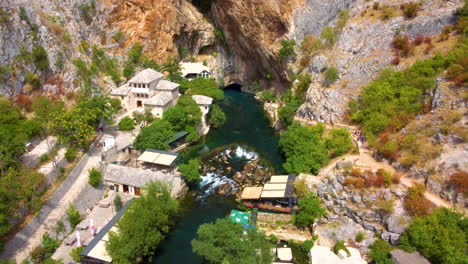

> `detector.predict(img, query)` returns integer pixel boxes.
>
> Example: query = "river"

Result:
[153,85,285,263]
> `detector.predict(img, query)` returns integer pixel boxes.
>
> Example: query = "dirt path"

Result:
[1,137,103,263]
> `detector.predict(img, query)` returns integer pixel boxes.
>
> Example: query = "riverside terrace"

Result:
[240,174,297,213]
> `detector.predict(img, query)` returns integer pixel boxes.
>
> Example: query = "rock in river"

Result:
[218,183,232,195]
[234,172,245,183]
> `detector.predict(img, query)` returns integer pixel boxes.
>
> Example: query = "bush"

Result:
[39,153,50,163]
[88,168,102,188]
[25,72,41,90]
[401,2,420,19]
[369,239,392,264]
[179,159,201,183]
[450,170,468,196]
[325,128,353,158]
[208,104,226,128]
[278,100,301,128]
[332,241,350,257]
[278,39,297,62]
[404,184,432,216]
[324,67,339,85]
[392,35,411,57]
[301,238,315,252]
[321,26,337,45]
[294,178,309,198]
[113,194,122,211]
[65,147,78,162]
[335,9,350,33]
[355,232,365,243]
[32,46,49,71]
[67,204,81,228]
[269,234,278,244]
[118,116,134,131]
[293,193,327,228]
[301,34,323,55]
[70,245,84,262]
[261,90,277,102]
[380,5,396,20]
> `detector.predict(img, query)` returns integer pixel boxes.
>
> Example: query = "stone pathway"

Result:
[1,136,104,263]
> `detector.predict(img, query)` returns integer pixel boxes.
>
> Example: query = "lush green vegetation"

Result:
[278,100,301,128]
[293,193,327,229]
[133,119,174,151]
[118,116,135,131]
[179,158,201,183]
[208,104,226,128]
[400,208,467,264]
[65,147,78,162]
[332,240,350,257]
[88,168,102,188]
[191,218,274,264]
[260,90,277,102]
[324,67,339,85]
[369,239,393,264]
[279,123,353,174]
[67,204,81,228]
[278,39,297,62]
[30,233,59,263]
[69,246,84,262]
[183,78,224,101]
[321,26,337,46]
[32,46,49,71]
[106,181,179,263]
[163,96,202,141]
[355,232,365,243]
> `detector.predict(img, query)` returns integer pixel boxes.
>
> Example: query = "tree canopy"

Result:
[163,96,202,138]
[183,78,224,101]
[208,104,226,128]
[191,218,274,264]
[179,158,201,183]
[106,181,179,263]
[293,193,327,228]
[133,119,174,151]
[399,208,467,264]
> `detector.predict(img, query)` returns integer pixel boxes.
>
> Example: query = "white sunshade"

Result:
[137,151,178,166]
[261,190,286,198]
[137,151,159,163]
[263,183,287,191]
[277,247,293,261]
[269,175,289,183]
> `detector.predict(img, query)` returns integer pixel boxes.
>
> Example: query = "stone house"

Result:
[180,62,211,80]
[110,68,179,118]
[192,95,213,134]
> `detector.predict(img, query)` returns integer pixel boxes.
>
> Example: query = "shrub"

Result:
[377,199,395,215]
[294,178,309,198]
[30,245,47,263]
[269,234,278,244]
[278,39,297,62]
[325,128,353,158]
[369,239,392,264]
[392,35,411,57]
[450,170,468,196]
[127,42,144,64]
[42,233,58,259]
[377,169,393,187]
[333,241,350,257]
[208,104,226,128]
[113,194,122,211]
[355,232,365,243]
[25,72,41,90]
[324,67,339,84]
[404,184,432,216]
[70,245,84,262]
[401,2,420,19]
[413,35,424,46]
[15,93,33,111]
[391,56,401,65]
[335,9,350,33]
[39,153,50,163]
[118,116,134,131]
[301,238,315,252]
[88,168,101,188]
[301,34,323,55]
[179,159,201,183]
[32,46,49,71]
[261,90,276,102]
[380,5,396,20]
[67,204,81,227]
[321,26,337,45]
[65,147,78,162]
[278,100,301,128]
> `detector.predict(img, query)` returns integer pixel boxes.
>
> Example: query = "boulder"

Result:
[351,194,361,203]
[252,168,266,181]
[386,214,410,234]
[210,166,216,172]
[217,183,232,195]
[381,231,401,246]
[233,172,245,183]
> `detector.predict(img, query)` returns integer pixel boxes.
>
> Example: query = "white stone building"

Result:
[180,62,211,80]
[110,69,179,118]
[192,95,213,135]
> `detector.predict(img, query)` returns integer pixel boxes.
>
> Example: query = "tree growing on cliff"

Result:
[293,193,327,230]
[208,104,226,128]
[184,78,224,101]
[191,218,274,264]
[32,46,49,71]
[278,39,297,62]
[106,182,179,263]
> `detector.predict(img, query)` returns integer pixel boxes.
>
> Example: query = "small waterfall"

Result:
[197,172,237,200]
[227,145,259,160]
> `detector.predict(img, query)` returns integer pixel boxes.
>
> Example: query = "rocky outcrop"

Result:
[107,0,215,61]
[212,0,293,88]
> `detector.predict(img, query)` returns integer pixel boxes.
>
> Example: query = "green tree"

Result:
[184,78,224,101]
[325,128,353,158]
[88,168,101,188]
[113,194,122,211]
[106,181,179,263]
[369,239,392,264]
[163,96,202,133]
[191,218,274,264]
[179,158,201,183]
[208,104,226,128]
[32,46,49,70]
[133,119,174,150]
[278,39,297,62]
[25,72,41,90]
[127,42,144,64]
[118,116,134,131]
[278,100,301,128]
[162,57,183,82]
[399,208,467,264]
[70,245,85,262]
[67,204,81,228]
[293,193,327,229]
[260,91,276,102]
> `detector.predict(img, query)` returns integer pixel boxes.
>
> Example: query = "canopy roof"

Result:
[261,190,286,198]
[240,187,263,200]
[277,247,293,262]
[269,175,289,183]
[137,149,179,166]
[167,131,189,144]
[263,183,287,191]
[229,210,250,225]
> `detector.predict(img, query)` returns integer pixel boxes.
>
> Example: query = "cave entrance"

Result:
[224,83,242,91]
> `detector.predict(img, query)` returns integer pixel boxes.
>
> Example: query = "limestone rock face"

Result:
[108,0,215,61]
[212,0,293,87]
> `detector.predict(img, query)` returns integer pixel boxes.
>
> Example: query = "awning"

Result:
[269,175,289,183]
[240,187,263,200]
[263,183,287,191]
[261,190,286,198]
[167,131,188,144]
[229,210,250,225]
[137,149,178,166]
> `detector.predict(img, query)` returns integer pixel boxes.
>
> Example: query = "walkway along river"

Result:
[152,85,285,263]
